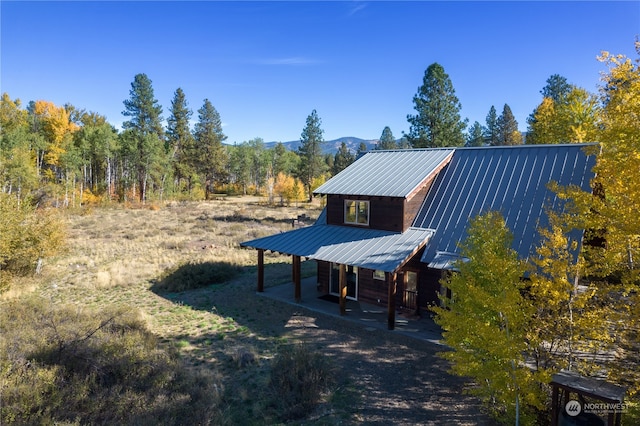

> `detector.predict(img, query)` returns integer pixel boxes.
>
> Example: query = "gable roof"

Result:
[413,144,597,268]
[241,144,597,273]
[240,225,433,273]
[314,149,454,198]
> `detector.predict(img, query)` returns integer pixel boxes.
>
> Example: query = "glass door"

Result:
[330,263,358,300]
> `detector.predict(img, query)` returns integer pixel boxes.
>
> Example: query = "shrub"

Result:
[153,261,241,292]
[0,193,65,291]
[0,297,224,425]
[268,344,336,421]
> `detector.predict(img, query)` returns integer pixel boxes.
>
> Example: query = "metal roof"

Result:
[413,144,597,267]
[314,149,454,198]
[241,225,433,273]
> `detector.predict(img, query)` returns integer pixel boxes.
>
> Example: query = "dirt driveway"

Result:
[178,275,498,425]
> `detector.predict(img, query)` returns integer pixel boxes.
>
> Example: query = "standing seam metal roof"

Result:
[313,149,454,197]
[413,144,597,267]
[241,144,596,272]
[240,225,433,273]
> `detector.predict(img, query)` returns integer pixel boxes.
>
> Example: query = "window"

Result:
[373,270,386,280]
[345,200,369,225]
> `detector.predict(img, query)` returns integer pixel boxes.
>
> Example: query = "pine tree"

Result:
[526,74,573,145]
[466,121,484,147]
[194,99,227,199]
[484,106,499,146]
[166,88,195,193]
[121,73,164,202]
[406,63,466,148]
[296,109,326,201]
[496,104,522,146]
[377,126,397,150]
[541,74,572,103]
[357,141,368,156]
[332,142,355,175]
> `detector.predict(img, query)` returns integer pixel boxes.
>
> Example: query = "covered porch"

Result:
[257,274,444,343]
[240,223,434,330]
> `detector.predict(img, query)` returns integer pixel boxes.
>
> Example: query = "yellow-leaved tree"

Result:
[32,100,79,176]
[273,172,302,206]
[0,193,65,291]
[549,41,640,418]
[528,213,614,377]
[432,211,544,424]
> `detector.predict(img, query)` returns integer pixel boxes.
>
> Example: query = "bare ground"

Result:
[171,275,497,425]
[31,199,497,425]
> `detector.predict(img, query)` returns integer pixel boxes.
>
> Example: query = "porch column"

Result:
[257,249,264,292]
[387,272,397,330]
[293,255,301,302]
[339,264,347,316]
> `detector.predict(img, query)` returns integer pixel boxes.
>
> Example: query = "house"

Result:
[240,144,598,329]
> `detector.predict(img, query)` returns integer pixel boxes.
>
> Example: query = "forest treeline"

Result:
[0,55,610,207]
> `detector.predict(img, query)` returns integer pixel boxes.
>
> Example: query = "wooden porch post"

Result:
[339,264,347,316]
[293,255,301,302]
[257,249,264,293]
[387,272,397,330]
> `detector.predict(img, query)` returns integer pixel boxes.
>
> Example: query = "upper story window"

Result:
[345,200,369,225]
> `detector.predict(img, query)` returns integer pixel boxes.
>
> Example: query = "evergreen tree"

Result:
[166,88,195,192]
[484,105,499,146]
[332,142,355,175]
[496,104,522,145]
[121,73,164,202]
[397,136,411,149]
[271,142,298,176]
[526,74,575,144]
[541,74,572,103]
[377,126,397,150]
[406,63,466,148]
[356,141,368,157]
[466,121,484,147]
[194,99,228,199]
[296,109,326,201]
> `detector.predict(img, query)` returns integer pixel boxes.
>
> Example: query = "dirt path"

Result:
[177,277,497,425]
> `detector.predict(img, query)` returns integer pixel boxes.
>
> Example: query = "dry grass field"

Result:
[2,197,494,425]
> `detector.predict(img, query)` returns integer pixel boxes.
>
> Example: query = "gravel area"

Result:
[179,277,499,425]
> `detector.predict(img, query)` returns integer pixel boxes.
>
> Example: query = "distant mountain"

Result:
[264,137,379,155]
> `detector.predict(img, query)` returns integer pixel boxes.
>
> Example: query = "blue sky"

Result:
[1,1,638,144]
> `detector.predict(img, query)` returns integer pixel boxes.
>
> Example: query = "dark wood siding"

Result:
[421,267,444,307]
[325,194,405,232]
[324,176,435,232]
[317,261,330,294]
[403,180,433,229]
[357,268,388,306]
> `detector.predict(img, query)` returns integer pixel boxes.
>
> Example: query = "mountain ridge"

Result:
[263,136,378,155]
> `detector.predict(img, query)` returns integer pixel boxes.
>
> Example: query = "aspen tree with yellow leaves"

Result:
[433,212,544,424]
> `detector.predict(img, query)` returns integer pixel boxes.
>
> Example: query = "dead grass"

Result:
[3,197,330,424]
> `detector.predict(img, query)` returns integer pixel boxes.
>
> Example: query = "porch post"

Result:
[293,255,301,302]
[339,264,347,316]
[387,272,397,330]
[257,249,264,292]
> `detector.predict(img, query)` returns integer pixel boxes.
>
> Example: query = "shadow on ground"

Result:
[150,262,497,425]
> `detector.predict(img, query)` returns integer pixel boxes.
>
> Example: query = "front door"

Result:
[403,270,418,310]
[330,263,358,300]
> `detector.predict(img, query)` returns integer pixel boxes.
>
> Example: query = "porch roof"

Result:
[241,224,433,273]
